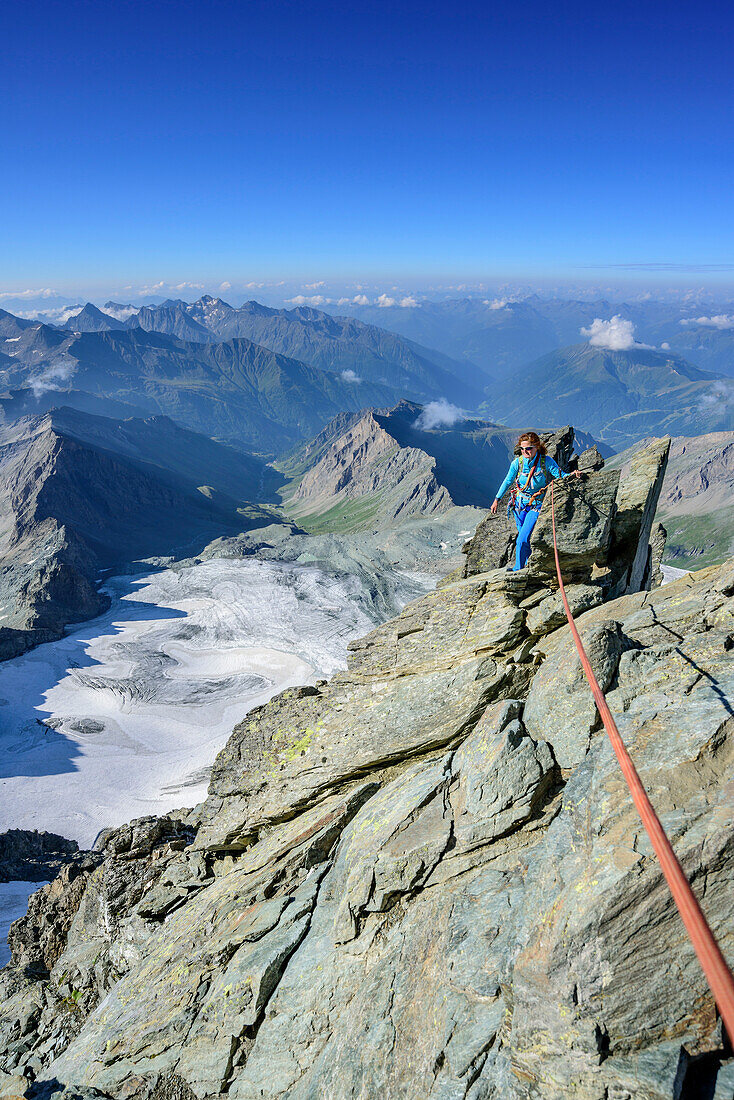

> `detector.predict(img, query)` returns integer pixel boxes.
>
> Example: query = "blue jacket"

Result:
[496,454,570,508]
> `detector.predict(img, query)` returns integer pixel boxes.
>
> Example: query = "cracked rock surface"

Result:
[2,435,734,1100]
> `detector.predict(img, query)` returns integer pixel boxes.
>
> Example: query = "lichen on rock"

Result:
[2,432,733,1100]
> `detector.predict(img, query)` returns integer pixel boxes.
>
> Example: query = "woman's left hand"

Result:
[573,470,583,479]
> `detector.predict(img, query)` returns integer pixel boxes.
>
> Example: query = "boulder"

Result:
[523,618,628,768]
[527,468,621,583]
[576,444,606,472]
[524,582,603,636]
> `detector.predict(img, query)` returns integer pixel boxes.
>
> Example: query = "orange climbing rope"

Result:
[548,480,734,1041]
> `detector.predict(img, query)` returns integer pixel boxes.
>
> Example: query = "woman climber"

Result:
[490,431,582,572]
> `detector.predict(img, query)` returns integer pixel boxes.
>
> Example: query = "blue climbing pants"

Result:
[513,503,540,570]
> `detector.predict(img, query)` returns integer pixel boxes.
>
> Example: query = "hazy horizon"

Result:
[6,275,734,323]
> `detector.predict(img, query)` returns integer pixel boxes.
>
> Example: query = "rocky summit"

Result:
[2,435,734,1100]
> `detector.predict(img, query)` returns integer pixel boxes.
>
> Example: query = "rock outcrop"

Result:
[1,438,733,1100]
[0,833,81,886]
[458,426,613,578]
[609,430,734,571]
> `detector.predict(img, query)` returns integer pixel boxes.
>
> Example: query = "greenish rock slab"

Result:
[522,619,627,769]
[346,569,536,681]
[528,468,621,583]
[196,650,526,850]
[449,699,555,853]
[524,583,603,636]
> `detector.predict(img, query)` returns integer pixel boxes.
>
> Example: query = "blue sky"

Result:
[4,0,734,299]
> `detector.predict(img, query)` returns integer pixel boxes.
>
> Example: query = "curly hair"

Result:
[515,430,547,456]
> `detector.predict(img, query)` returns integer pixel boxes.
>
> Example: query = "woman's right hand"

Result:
[490,499,498,514]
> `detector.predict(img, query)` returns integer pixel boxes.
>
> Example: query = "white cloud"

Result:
[660,341,670,349]
[414,398,466,430]
[377,294,396,308]
[340,369,362,383]
[104,303,140,322]
[0,288,56,301]
[219,281,232,292]
[303,281,325,290]
[171,282,204,292]
[698,378,734,410]
[581,315,640,350]
[286,294,331,307]
[484,297,511,310]
[399,296,418,308]
[680,314,734,329]
[29,356,75,397]
[336,294,370,307]
[16,305,83,324]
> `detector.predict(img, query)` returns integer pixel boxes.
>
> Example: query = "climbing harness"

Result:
[507,452,556,517]
[548,480,734,1040]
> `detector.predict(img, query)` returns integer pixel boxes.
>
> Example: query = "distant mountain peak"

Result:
[62,303,126,332]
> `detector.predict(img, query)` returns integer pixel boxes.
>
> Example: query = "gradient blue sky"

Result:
[4,0,734,297]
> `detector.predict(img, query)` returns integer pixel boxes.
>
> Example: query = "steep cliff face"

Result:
[2,437,733,1100]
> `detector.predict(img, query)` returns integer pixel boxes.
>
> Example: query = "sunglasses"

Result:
[520,446,536,452]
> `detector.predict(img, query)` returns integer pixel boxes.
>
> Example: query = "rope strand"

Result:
[548,480,734,1041]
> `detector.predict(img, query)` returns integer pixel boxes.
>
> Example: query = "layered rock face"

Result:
[2,436,734,1100]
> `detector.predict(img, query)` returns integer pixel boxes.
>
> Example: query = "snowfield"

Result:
[0,558,397,847]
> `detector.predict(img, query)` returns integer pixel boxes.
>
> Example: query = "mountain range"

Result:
[483,342,733,450]
[59,296,488,407]
[0,408,280,659]
[338,294,734,379]
[0,324,402,452]
[5,300,733,457]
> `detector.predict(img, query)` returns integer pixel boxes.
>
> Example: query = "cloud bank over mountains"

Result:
[680,314,734,329]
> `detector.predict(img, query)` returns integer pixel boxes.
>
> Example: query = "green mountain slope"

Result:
[483,343,732,449]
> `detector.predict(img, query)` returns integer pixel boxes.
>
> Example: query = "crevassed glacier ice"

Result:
[0,558,412,847]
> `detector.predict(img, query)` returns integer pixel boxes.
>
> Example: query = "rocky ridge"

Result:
[283,411,453,530]
[2,435,734,1100]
